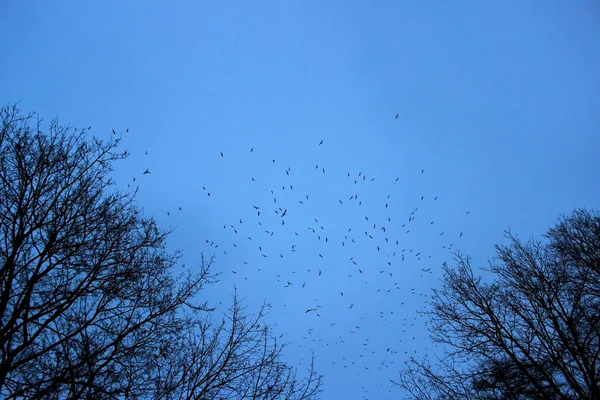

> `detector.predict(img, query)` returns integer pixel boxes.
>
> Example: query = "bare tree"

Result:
[393,208,600,400]
[0,104,322,399]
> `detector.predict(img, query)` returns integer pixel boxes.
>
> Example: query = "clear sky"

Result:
[1,2,599,398]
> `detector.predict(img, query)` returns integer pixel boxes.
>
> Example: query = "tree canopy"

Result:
[0,104,322,399]
[394,208,600,399]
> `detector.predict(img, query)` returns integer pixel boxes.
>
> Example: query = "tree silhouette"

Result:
[0,104,322,399]
[394,208,600,399]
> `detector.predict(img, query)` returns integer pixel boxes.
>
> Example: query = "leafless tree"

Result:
[393,208,600,399]
[0,104,322,399]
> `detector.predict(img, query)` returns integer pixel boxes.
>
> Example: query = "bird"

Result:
[250,147,254,152]
[220,152,224,157]
[143,169,150,175]
[395,113,399,119]
[421,169,424,174]
[319,140,324,145]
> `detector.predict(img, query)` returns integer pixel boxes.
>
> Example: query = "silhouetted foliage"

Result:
[0,104,322,399]
[394,208,600,399]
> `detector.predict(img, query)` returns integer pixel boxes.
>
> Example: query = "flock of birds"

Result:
[124,120,471,399]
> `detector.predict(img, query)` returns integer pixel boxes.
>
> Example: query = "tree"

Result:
[0,104,322,399]
[393,208,600,399]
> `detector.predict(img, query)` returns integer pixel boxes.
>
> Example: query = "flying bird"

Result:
[395,113,399,119]
[143,169,150,175]
[319,140,324,145]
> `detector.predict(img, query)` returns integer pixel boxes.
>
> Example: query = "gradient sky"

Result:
[1,2,599,398]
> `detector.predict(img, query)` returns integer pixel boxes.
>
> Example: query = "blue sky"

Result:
[1,1,599,398]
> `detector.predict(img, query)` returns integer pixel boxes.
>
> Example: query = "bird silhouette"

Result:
[395,113,399,119]
[319,140,324,145]
[143,169,150,175]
